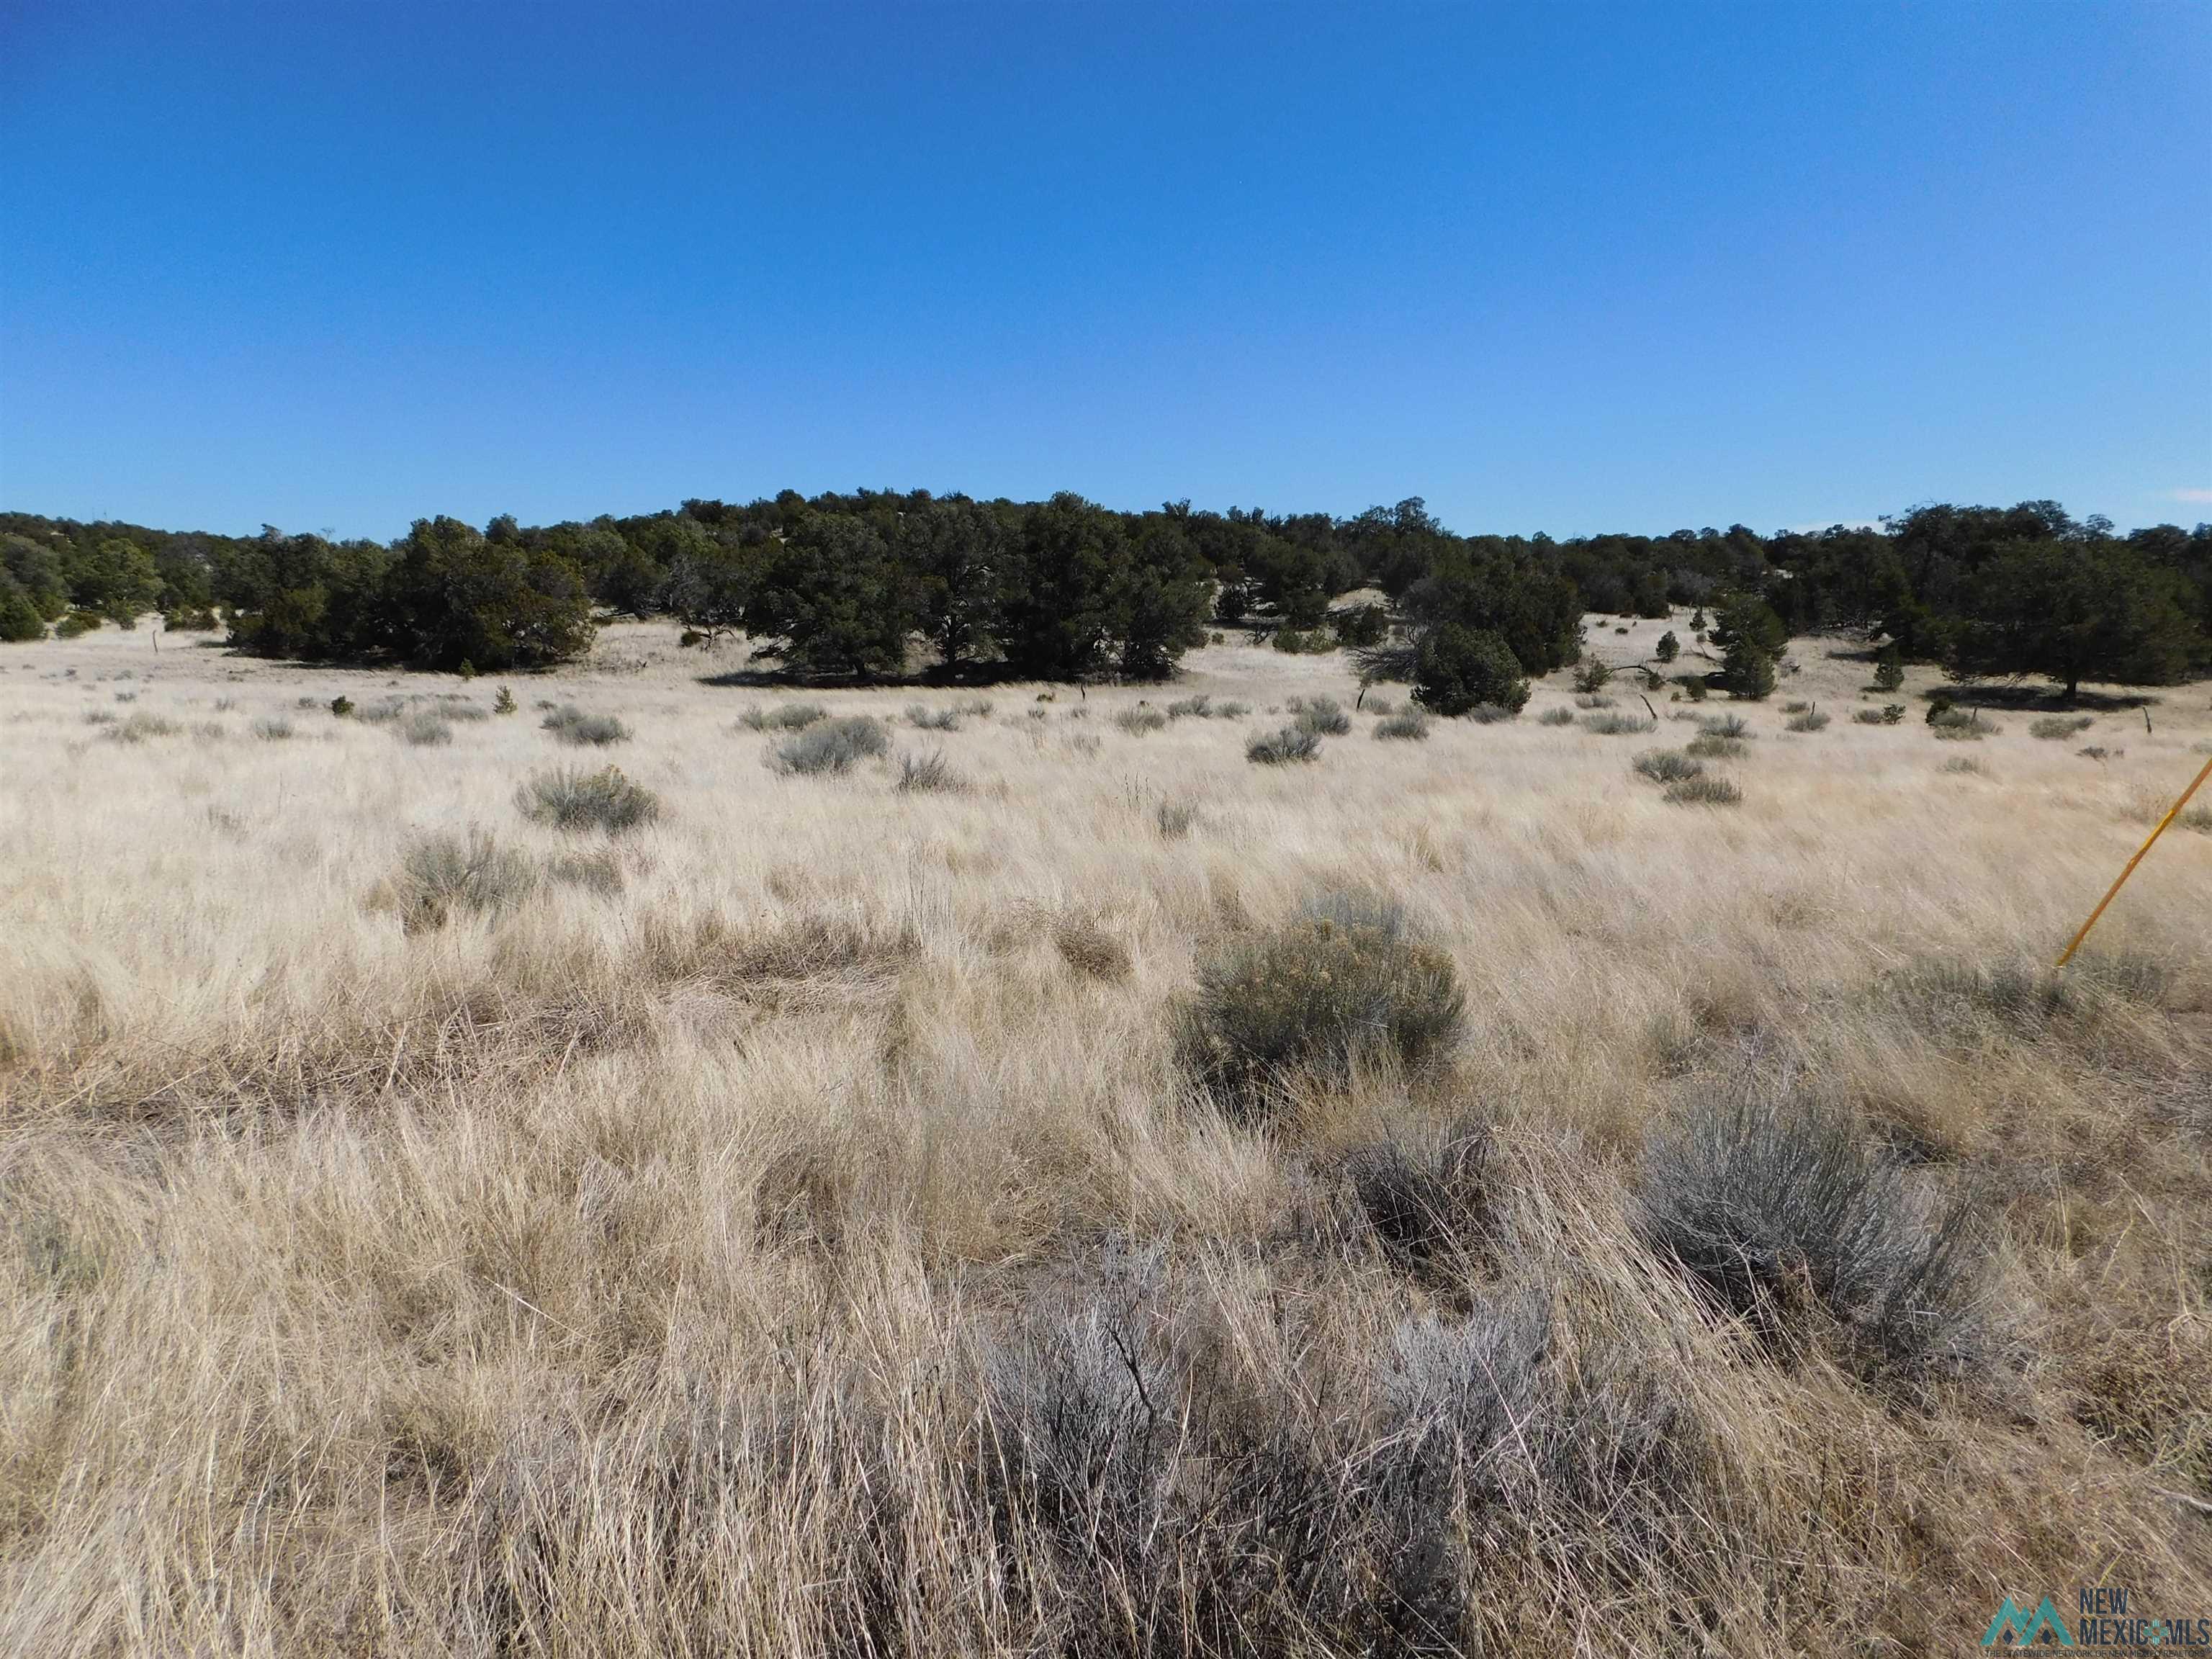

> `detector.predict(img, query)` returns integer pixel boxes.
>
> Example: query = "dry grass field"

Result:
[3,615,2209,1656]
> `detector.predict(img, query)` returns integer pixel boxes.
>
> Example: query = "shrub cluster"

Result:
[1663,775,1743,806]
[1177,895,1465,1112]
[1373,710,1432,741]
[1246,726,1321,765]
[894,749,966,793]
[542,704,630,746]
[739,702,827,732]
[1290,696,1350,736]
[516,765,662,832]
[392,829,537,932]
[1583,711,1658,735]
[1639,1094,1995,1380]
[1112,706,1169,735]
[1632,749,1702,783]
[770,715,889,775]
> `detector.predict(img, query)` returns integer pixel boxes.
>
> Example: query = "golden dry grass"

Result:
[2,616,2209,1655]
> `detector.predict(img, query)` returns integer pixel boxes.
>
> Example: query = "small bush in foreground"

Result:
[517,765,662,832]
[1166,694,1212,719]
[1633,750,1702,784]
[1537,706,1577,727]
[103,712,180,743]
[1155,796,1199,837]
[1349,1120,1493,1272]
[2031,714,2095,741]
[1785,709,1830,733]
[1583,711,1656,735]
[493,685,517,715]
[1940,756,1986,776]
[1051,914,1131,981]
[739,702,827,732]
[1640,1094,1995,1379]
[1685,734,1745,760]
[1113,706,1168,735]
[329,696,354,718]
[1246,725,1321,765]
[1290,696,1350,736]
[895,749,966,793]
[397,709,451,746]
[1664,775,1741,806]
[1373,711,1432,741]
[770,715,889,775]
[907,704,962,731]
[1698,714,1750,739]
[392,830,536,933]
[251,716,296,742]
[545,848,623,894]
[1178,896,1464,1112]
[1929,705,1997,740]
[1852,708,1887,725]
[542,704,630,746]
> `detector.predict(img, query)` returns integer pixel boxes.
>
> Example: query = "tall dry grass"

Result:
[1,619,2209,1655]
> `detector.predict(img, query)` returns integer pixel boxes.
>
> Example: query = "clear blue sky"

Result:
[4,2,2207,541]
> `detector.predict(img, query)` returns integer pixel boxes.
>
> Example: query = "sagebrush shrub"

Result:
[1177,896,1465,1111]
[1052,914,1131,981]
[252,716,296,742]
[516,765,662,832]
[1349,1120,1493,1272]
[2030,714,2095,740]
[1537,706,1577,727]
[1930,709,1996,741]
[1633,750,1702,783]
[770,716,889,775]
[1582,712,1656,735]
[907,704,961,731]
[1213,699,1251,719]
[392,829,536,932]
[545,848,624,894]
[1246,726,1321,765]
[1664,775,1742,806]
[1639,1093,1995,1379]
[1373,711,1431,741]
[543,704,629,746]
[739,702,827,733]
[1785,710,1830,733]
[103,712,181,743]
[397,709,451,746]
[1113,706,1168,735]
[1290,696,1351,737]
[1698,714,1750,739]
[1685,734,1745,760]
[1166,695,1210,719]
[1852,709,1887,725]
[1156,796,1199,837]
[895,749,966,793]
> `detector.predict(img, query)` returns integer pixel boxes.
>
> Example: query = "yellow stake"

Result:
[2056,749,2212,967]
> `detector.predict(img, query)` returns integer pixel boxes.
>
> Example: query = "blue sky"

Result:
[4,2,2207,541]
